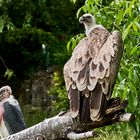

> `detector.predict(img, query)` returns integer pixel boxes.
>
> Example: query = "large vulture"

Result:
[0,86,26,138]
[63,13,123,122]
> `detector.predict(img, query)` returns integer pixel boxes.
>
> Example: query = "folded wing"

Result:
[64,27,123,121]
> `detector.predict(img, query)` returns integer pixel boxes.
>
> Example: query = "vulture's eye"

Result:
[86,16,91,19]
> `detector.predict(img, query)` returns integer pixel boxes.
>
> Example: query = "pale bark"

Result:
[67,131,97,140]
[1,115,77,140]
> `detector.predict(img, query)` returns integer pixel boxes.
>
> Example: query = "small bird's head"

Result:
[79,13,96,25]
[0,86,12,96]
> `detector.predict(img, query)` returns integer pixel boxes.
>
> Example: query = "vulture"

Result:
[0,86,26,138]
[63,13,123,122]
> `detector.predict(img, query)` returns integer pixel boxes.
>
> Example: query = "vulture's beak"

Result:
[79,16,86,24]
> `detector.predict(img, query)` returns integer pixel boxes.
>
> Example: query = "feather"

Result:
[68,88,80,118]
[77,65,87,85]
[88,76,97,91]
[90,83,106,121]
[80,93,91,122]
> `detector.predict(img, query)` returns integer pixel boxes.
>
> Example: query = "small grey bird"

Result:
[64,13,123,122]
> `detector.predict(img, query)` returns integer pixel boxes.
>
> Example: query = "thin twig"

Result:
[0,55,8,69]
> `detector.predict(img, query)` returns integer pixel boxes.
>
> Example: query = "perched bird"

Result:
[63,13,123,122]
[0,86,26,138]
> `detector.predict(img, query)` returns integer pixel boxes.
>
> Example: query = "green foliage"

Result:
[0,28,57,78]
[93,124,135,140]
[48,71,68,116]
[67,33,85,52]
[67,0,140,139]
[0,15,15,33]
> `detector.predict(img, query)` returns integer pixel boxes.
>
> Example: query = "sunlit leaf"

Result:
[122,23,132,40]
[67,40,71,52]
[67,34,85,52]
[76,7,83,18]
[4,69,15,80]
[132,22,138,31]
[134,22,140,30]
[116,10,123,25]
[130,46,139,55]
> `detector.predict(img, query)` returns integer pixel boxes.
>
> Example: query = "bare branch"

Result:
[119,113,134,122]
[67,131,97,140]
[1,98,133,140]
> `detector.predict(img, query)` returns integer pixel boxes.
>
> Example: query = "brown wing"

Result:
[63,37,90,118]
[63,27,123,120]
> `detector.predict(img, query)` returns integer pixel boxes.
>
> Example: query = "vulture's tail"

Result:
[90,83,107,121]
[80,91,91,123]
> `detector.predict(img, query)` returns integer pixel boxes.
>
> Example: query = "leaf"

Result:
[82,5,88,13]
[122,23,132,40]
[132,22,138,32]
[67,40,71,52]
[76,7,83,18]
[123,0,136,17]
[122,86,129,99]
[4,69,15,80]
[116,10,124,25]
[128,66,133,80]
[118,78,126,91]
[71,37,76,50]
[123,7,129,17]
[67,34,85,52]
[128,92,137,111]
[0,17,4,33]
[6,22,15,30]
[134,22,140,30]
[87,3,94,13]
[133,69,138,83]
[128,0,137,17]
[130,46,139,55]
[70,0,77,3]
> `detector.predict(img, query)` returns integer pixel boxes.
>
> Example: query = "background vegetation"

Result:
[0,0,140,139]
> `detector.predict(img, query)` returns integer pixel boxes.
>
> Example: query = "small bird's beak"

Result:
[79,16,85,24]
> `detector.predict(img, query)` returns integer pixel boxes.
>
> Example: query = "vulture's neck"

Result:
[84,24,104,36]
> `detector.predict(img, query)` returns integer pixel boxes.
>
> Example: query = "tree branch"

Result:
[1,98,134,140]
[67,131,97,140]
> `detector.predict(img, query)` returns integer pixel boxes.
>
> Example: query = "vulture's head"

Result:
[79,14,96,25]
[79,14,96,36]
